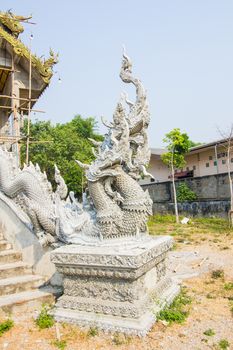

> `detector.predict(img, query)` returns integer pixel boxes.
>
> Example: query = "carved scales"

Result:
[51,53,179,335]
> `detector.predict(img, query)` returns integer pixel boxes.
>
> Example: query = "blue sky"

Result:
[2,1,233,147]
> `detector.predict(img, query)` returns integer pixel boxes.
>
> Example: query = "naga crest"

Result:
[75,51,153,240]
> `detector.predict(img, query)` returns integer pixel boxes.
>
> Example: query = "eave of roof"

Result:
[189,137,233,153]
[0,25,58,84]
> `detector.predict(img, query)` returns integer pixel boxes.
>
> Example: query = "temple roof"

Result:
[0,11,24,37]
[0,11,58,84]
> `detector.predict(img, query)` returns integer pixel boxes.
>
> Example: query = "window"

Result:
[206,163,209,168]
[193,165,196,170]
[209,156,213,160]
[217,152,227,159]
[214,161,217,166]
[222,160,226,165]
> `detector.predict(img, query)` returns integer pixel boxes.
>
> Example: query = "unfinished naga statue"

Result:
[75,51,154,239]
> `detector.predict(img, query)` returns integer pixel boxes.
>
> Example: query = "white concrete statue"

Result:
[74,51,154,240]
[0,52,154,246]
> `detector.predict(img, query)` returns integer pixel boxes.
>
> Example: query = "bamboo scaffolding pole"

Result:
[0,94,38,102]
[20,107,45,113]
[26,37,32,165]
[0,105,45,113]
[0,67,20,72]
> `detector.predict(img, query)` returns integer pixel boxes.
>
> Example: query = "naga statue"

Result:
[0,52,153,246]
[0,148,89,246]
[75,51,154,240]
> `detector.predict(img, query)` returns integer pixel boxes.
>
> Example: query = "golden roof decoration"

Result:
[0,13,58,84]
[0,11,26,36]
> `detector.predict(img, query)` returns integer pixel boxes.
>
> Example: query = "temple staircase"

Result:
[0,230,54,313]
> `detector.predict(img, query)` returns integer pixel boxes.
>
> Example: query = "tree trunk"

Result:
[171,159,179,223]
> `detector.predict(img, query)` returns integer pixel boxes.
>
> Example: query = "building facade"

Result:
[142,139,233,184]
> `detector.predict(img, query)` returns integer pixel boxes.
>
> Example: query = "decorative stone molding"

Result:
[52,236,180,335]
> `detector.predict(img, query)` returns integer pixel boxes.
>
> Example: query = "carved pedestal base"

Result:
[51,236,180,336]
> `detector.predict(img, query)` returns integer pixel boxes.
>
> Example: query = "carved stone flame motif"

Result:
[76,51,154,240]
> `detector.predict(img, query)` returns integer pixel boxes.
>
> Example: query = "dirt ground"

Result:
[0,217,233,350]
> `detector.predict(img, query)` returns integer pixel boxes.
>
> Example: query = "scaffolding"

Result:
[0,28,46,165]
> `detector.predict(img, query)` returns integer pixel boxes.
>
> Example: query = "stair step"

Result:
[0,262,32,279]
[0,289,54,313]
[0,240,12,251]
[0,275,45,296]
[0,250,22,263]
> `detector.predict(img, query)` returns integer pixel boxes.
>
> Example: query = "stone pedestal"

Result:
[51,236,179,336]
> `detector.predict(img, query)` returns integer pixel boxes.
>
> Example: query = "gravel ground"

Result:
[0,237,232,350]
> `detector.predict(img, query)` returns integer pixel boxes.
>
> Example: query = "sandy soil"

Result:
[0,234,232,350]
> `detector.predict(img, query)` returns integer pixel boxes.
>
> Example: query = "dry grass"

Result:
[148,215,233,248]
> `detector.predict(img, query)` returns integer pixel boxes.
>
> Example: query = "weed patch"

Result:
[52,340,67,350]
[87,326,98,337]
[211,270,224,279]
[0,319,14,337]
[157,289,192,324]
[218,339,230,349]
[203,328,215,336]
[224,282,233,291]
[35,305,55,329]
[112,332,131,346]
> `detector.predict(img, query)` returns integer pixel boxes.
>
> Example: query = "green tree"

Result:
[20,115,103,196]
[188,140,203,149]
[161,128,190,223]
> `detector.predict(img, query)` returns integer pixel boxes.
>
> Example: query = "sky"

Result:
[2,0,233,147]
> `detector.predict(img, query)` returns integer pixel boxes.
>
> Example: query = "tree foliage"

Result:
[20,115,103,196]
[161,128,191,223]
[188,140,203,149]
[161,128,190,169]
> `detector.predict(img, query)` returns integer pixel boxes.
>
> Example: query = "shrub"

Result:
[35,305,55,329]
[0,319,14,336]
[177,183,197,202]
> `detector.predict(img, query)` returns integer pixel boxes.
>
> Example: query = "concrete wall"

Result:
[142,172,232,217]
